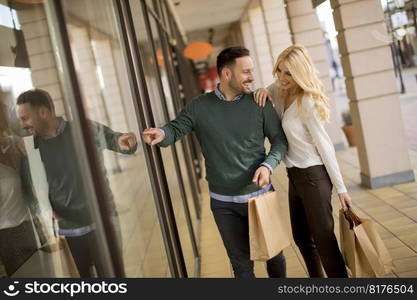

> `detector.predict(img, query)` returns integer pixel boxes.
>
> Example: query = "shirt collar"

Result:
[214,83,244,102]
[56,117,66,135]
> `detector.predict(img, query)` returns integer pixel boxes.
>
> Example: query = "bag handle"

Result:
[343,207,362,229]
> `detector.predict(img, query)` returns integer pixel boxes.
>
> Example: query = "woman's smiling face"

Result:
[276,62,298,91]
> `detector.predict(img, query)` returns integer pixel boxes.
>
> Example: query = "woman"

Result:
[0,95,42,276]
[254,45,352,278]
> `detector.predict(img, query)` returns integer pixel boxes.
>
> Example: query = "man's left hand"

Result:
[252,166,270,189]
[118,132,137,151]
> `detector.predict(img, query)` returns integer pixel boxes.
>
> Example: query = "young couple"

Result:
[142,45,352,278]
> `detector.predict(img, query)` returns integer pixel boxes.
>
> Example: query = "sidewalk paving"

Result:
[199,147,417,278]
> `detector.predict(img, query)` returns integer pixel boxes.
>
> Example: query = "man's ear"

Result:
[222,67,231,80]
[38,106,49,118]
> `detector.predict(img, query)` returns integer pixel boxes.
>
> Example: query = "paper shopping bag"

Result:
[248,191,291,261]
[339,208,393,277]
[41,236,80,277]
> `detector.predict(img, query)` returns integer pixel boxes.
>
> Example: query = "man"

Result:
[16,89,137,277]
[142,46,288,278]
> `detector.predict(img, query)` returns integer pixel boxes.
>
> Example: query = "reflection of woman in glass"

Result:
[0,90,41,276]
[254,45,352,277]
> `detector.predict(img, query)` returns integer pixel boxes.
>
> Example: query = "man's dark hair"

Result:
[216,46,250,75]
[17,88,55,112]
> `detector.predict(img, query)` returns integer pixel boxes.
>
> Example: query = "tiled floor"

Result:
[199,147,417,278]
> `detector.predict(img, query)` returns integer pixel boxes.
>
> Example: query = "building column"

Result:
[239,12,264,88]
[17,5,66,116]
[331,0,415,188]
[286,0,346,150]
[248,0,274,87]
[261,0,292,62]
[240,16,263,86]
[239,0,292,88]
[225,22,244,46]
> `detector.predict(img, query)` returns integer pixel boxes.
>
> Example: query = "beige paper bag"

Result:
[249,191,290,261]
[339,208,393,277]
[41,236,80,278]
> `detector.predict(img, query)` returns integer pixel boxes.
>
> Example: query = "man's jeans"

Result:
[210,198,286,278]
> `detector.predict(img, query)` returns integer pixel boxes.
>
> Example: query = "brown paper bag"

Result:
[249,191,291,261]
[41,236,80,277]
[339,208,393,277]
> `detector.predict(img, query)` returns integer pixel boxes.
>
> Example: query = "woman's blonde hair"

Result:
[273,44,330,122]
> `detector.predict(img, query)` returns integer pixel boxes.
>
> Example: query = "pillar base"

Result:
[361,170,416,189]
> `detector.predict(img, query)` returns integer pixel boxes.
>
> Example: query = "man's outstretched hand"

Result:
[118,132,137,151]
[142,128,164,146]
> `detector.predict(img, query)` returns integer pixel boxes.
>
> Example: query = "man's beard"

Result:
[242,81,253,93]
[30,121,48,137]
[229,79,253,94]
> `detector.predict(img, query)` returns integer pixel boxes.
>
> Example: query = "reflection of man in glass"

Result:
[16,89,138,277]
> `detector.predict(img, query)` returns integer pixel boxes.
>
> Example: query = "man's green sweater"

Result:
[159,91,287,196]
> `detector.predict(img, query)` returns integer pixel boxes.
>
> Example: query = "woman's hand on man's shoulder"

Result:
[253,88,271,107]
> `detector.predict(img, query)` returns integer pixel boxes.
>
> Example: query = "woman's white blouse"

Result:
[267,84,347,194]
[0,163,29,230]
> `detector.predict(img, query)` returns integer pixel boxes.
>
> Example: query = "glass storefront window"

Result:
[129,0,199,277]
[150,0,201,252]
[61,0,172,277]
[0,0,201,279]
[0,1,109,277]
